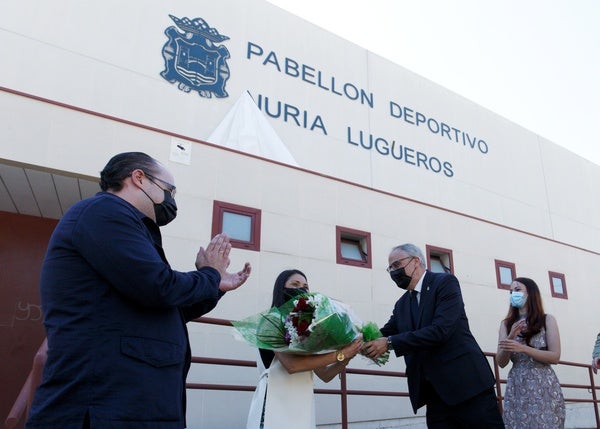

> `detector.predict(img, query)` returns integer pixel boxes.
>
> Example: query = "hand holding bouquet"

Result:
[233,292,389,366]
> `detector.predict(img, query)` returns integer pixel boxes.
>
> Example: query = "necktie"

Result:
[410,290,419,328]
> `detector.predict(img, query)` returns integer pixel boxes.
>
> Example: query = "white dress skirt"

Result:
[246,353,316,429]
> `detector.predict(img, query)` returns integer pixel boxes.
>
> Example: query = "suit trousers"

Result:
[424,382,505,429]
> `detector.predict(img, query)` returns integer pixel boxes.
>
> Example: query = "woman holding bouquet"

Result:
[246,269,363,429]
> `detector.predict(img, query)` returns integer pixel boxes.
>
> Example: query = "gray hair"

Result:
[391,243,426,268]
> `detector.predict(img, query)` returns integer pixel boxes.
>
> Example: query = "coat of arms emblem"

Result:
[161,15,230,98]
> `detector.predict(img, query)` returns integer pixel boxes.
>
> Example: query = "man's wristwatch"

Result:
[387,336,393,350]
[336,350,345,362]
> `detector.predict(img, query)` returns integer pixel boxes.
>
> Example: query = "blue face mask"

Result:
[510,291,527,308]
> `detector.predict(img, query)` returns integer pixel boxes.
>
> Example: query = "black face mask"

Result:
[283,287,308,301]
[390,267,412,290]
[153,189,178,226]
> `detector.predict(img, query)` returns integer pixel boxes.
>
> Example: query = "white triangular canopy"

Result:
[207,91,299,166]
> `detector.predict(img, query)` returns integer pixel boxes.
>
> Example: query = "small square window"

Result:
[426,245,454,274]
[341,240,364,261]
[495,259,516,290]
[222,212,252,241]
[212,201,261,251]
[549,271,568,299]
[336,226,371,268]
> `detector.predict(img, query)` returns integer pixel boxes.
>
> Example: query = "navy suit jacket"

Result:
[381,271,495,413]
[27,192,224,428]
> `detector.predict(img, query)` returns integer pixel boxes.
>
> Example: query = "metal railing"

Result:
[6,317,600,429]
[191,317,600,429]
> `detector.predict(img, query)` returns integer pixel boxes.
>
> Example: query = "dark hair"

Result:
[99,152,160,191]
[260,269,308,369]
[503,277,546,345]
[271,269,307,307]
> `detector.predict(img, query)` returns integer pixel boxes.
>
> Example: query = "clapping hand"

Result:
[195,233,252,292]
[507,318,527,340]
[498,338,526,354]
[218,262,252,292]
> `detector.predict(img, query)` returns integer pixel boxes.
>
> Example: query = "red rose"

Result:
[295,298,311,311]
[297,320,310,335]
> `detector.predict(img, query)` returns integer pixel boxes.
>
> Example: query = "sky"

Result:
[266,0,600,166]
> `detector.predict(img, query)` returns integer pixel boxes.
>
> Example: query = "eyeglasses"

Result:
[145,172,176,198]
[386,256,413,273]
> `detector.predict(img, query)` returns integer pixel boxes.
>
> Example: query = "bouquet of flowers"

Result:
[232,292,389,366]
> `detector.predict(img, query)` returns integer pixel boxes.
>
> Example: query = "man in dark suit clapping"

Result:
[363,243,504,428]
[27,152,252,428]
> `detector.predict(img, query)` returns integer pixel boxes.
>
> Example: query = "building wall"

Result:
[2,91,598,426]
[1,0,599,251]
[0,212,55,427]
[1,0,599,427]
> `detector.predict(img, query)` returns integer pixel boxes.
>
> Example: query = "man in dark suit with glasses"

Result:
[363,243,504,428]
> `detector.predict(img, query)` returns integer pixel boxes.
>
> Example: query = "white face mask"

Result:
[510,291,527,308]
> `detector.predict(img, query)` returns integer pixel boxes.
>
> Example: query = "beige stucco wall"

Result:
[1,0,599,426]
[2,90,598,426]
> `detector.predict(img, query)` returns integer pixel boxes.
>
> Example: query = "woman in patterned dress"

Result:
[497,277,565,428]
[592,333,600,374]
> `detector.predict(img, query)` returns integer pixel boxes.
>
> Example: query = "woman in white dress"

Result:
[246,269,363,429]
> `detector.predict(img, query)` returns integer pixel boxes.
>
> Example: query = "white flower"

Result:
[284,319,301,346]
